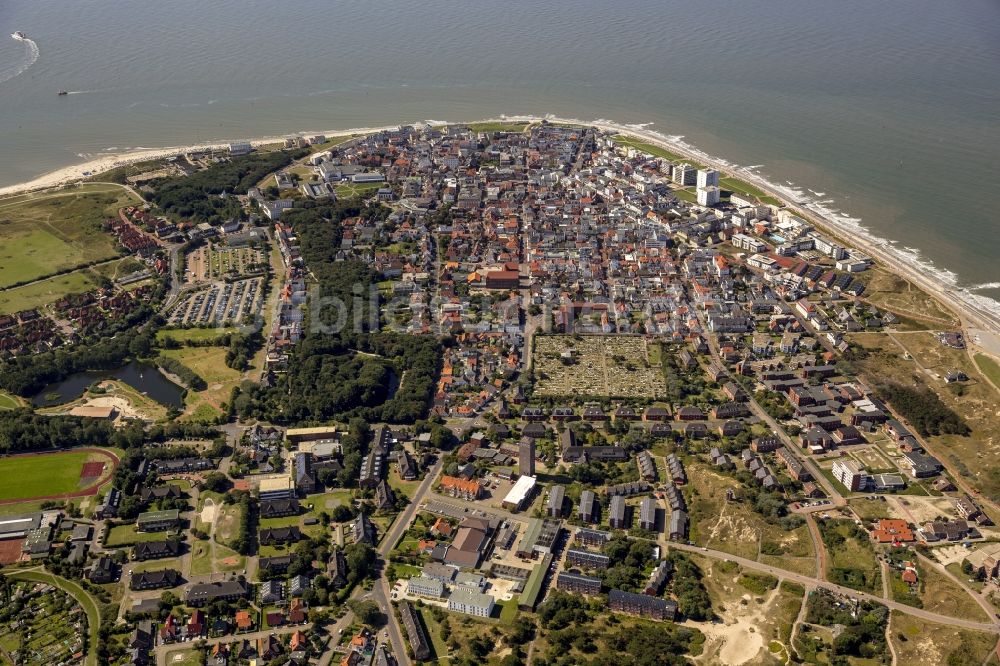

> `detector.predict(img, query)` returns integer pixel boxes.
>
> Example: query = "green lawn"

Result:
[418,608,452,662]
[162,650,204,666]
[468,122,529,133]
[106,524,174,547]
[0,450,95,501]
[161,346,243,421]
[673,188,698,203]
[497,598,519,624]
[613,135,704,167]
[0,391,22,410]
[0,269,98,314]
[974,353,1000,389]
[0,186,138,288]
[156,327,237,344]
[334,182,383,199]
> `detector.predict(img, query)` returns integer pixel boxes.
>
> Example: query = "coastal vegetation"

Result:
[0,185,138,288]
[874,380,970,437]
[974,353,1000,389]
[535,591,704,665]
[147,149,304,222]
[796,589,888,663]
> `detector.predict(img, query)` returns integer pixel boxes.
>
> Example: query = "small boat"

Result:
[58,90,68,96]
[11,31,26,41]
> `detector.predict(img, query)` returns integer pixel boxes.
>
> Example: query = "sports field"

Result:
[0,184,140,288]
[0,449,116,502]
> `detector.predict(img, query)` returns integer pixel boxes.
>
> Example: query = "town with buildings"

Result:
[0,121,998,666]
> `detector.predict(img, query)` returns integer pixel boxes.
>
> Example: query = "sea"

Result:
[0,0,998,304]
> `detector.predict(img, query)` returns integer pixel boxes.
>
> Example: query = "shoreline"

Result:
[1,113,997,342]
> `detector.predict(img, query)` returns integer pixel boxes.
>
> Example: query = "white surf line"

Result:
[0,36,39,85]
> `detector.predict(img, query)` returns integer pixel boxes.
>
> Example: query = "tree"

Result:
[347,599,384,626]
[200,472,231,493]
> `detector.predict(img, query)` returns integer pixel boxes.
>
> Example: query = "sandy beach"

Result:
[2,113,997,344]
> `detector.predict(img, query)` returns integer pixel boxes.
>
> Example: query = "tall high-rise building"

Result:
[518,437,536,477]
[697,168,719,189]
[672,163,696,186]
[697,186,721,206]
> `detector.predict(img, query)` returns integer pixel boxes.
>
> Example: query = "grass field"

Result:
[106,524,173,547]
[913,560,989,621]
[162,650,204,666]
[613,135,696,165]
[974,353,1000,390]
[334,182,383,199]
[684,462,816,574]
[161,346,243,421]
[0,450,109,502]
[0,269,98,314]
[468,122,529,133]
[0,185,138,288]
[851,331,1000,510]
[156,327,237,345]
[818,519,880,594]
[0,391,22,410]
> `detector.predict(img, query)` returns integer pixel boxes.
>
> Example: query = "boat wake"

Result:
[0,36,39,85]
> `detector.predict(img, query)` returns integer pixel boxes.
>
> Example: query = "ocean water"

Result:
[0,0,998,301]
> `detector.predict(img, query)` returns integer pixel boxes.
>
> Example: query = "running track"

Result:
[0,447,120,505]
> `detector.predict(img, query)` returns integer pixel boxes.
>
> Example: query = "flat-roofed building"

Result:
[515,518,561,558]
[609,495,628,529]
[579,490,598,523]
[502,475,537,512]
[258,475,296,501]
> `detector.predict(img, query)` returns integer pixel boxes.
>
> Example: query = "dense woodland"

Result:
[148,150,304,222]
[874,380,970,437]
[0,409,216,455]
[233,201,441,425]
[535,591,702,666]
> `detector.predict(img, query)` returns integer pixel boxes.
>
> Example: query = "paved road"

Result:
[667,542,1000,633]
[689,303,845,505]
[316,456,444,666]
[373,457,444,666]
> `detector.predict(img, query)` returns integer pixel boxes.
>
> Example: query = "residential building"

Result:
[608,589,677,621]
[448,588,495,617]
[832,459,870,492]
[566,548,610,570]
[556,572,602,595]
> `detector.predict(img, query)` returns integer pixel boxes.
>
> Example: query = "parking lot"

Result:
[167,277,264,326]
